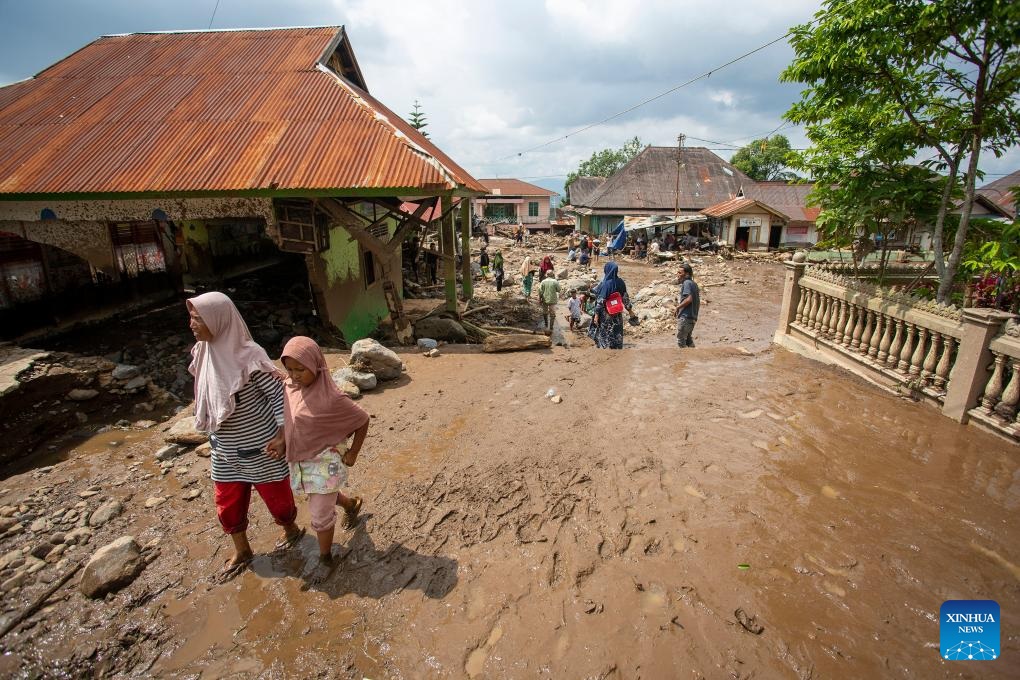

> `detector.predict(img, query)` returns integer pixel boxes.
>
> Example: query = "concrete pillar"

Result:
[942,308,1015,422]
[441,195,457,313]
[460,199,473,301]
[773,258,807,344]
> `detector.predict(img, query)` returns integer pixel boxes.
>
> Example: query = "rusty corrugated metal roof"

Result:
[0,27,485,197]
[478,179,558,197]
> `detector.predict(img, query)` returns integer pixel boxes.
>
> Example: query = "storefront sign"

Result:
[738,217,762,227]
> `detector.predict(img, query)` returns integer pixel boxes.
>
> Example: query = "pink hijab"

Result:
[188,292,281,432]
[280,336,369,462]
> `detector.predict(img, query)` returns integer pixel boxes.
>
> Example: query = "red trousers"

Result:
[214,478,297,535]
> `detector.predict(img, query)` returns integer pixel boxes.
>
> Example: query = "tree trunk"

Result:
[482,334,552,353]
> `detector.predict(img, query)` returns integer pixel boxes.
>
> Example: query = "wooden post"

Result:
[460,198,473,300]
[441,195,457,312]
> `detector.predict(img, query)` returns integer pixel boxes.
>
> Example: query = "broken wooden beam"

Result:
[482,334,552,353]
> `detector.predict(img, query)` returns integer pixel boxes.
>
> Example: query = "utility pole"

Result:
[674,134,685,220]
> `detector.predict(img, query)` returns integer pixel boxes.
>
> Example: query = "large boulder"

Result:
[332,367,377,391]
[79,536,145,598]
[164,416,206,445]
[563,278,593,295]
[350,339,405,381]
[413,317,467,343]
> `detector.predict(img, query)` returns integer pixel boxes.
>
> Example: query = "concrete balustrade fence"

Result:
[774,260,1018,443]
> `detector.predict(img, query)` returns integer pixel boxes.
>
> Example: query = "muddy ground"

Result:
[0,252,1017,679]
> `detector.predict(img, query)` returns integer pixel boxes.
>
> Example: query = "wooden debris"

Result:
[483,334,552,353]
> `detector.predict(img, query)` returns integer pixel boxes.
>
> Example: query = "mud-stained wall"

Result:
[179,220,213,278]
[307,222,400,342]
[0,220,117,275]
[0,197,276,236]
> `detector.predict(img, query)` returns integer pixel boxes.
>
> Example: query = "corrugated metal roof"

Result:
[0,27,485,197]
[702,196,789,220]
[743,181,819,223]
[576,147,753,211]
[478,178,558,197]
[977,170,1019,219]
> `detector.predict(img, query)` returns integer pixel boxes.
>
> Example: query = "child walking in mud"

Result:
[272,336,370,580]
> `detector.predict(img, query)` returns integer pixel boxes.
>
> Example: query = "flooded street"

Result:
[0,258,1017,678]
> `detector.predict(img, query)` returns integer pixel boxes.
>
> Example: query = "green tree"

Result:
[565,136,643,200]
[408,99,429,138]
[782,0,1020,303]
[730,135,797,181]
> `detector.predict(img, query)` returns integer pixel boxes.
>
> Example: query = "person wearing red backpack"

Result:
[588,261,636,349]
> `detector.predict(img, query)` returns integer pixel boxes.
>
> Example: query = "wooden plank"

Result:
[482,334,552,353]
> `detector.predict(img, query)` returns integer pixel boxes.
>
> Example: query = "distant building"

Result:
[475,179,558,231]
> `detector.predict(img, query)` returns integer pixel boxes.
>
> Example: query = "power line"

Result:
[208,0,221,29]
[493,19,815,163]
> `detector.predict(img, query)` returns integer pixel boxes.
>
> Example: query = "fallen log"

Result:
[480,325,544,335]
[461,305,491,318]
[483,334,552,353]
[460,319,493,340]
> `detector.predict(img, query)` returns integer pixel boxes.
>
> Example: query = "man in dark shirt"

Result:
[675,263,699,348]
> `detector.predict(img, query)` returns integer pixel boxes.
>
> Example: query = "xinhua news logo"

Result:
[940,600,999,661]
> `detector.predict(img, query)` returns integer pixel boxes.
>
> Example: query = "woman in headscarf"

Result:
[187,292,303,581]
[588,261,635,349]
[539,255,555,280]
[279,337,370,578]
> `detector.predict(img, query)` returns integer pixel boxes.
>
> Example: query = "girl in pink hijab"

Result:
[277,336,370,576]
[188,292,303,581]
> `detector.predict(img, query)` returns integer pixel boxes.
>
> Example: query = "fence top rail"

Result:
[802,264,962,319]
[990,319,1020,358]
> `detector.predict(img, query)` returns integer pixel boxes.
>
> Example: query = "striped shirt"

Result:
[209,371,289,484]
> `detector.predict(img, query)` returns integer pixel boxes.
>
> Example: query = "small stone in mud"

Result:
[752,440,770,451]
[30,517,51,533]
[551,395,563,404]
[65,527,92,545]
[78,489,101,498]
[1,570,28,592]
[144,497,166,509]
[88,500,123,528]
[739,409,763,419]
[75,412,88,424]
[194,442,212,457]
[181,489,201,501]
[112,364,140,381]
[3,522,25,538]
[584,600,604,614]
[155,444,183,462]
[67,389,99,401]
[133,420,157,429]
[79,536,145,598]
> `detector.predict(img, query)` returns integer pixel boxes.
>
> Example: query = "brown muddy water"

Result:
[0,260,1016,678]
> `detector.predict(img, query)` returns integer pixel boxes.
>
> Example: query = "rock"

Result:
[3,522,24,538]
[24,556,46,574]
[88,500,124,528]
[65,527,93,545]
[0,517,15,533]
[67,389,99,401]
[426,348,440,358]
[551,395,563,404]
[563,278,592,294]
[739,409,764,419]
[350,338,405,381]
[0,548,23,571]
[144,497,166,509]
[30,517,51,533]
[164,417,205,446]
[555,266,569,280]
[334,367,377,391]
[124,376,148,392]
[79,536,145,598]
[155,444,183,462]
[412,317,467,343]
[78,489,100,498]
[133,420,157,429]
[194,442,212,457]
[49,532,65,545]
[181,489,201,501]
[335,380,361,399]
[111,364,140,381]
[792,251,807,263]
[31,542,54,559]
[1,570,28,592]
[416,338,439,351]
[75,411,88,424]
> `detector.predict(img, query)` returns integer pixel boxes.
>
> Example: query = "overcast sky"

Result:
[1,0,1016,196]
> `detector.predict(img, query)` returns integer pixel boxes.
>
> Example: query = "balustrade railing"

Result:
[789,265,963,402]
[970,320,1020,438]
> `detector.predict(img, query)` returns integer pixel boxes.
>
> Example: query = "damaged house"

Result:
[0,26,485,340]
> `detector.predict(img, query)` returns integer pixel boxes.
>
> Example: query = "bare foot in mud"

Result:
[308,553,340,584]
[273,525,306,553]
[215,550,253,583]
